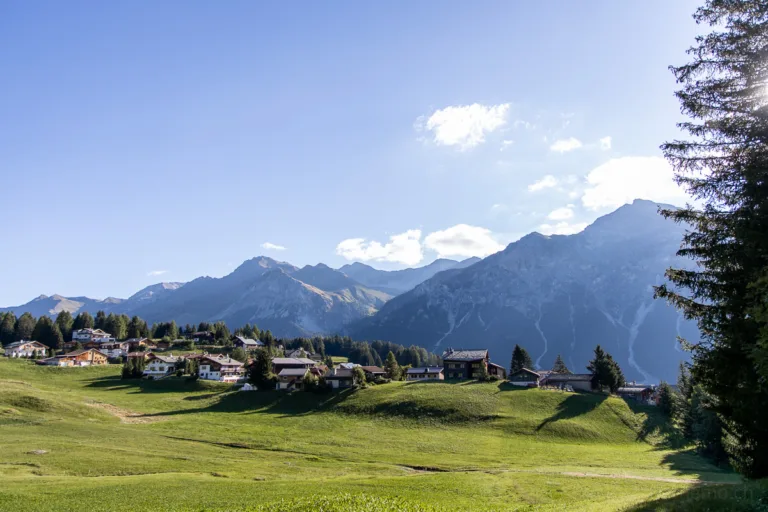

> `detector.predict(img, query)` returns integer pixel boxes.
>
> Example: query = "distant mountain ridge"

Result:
[349,200,696,383]
[1,200,697,382]
[1,256,474,337]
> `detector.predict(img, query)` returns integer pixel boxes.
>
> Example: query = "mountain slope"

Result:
[0,294,124,317]
[349,200,698,383]
[340,258,479,295]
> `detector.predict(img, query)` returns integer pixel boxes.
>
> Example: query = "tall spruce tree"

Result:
[510,345,533,374]
[0,312,16,346]
[248,349,274,390]
[384,351,401,380]
[15,312,36,341]
[55,311,74,342]
[72,311,94,331]
[551,354,570,374]
[587,345,625,393]
[654,0,768,477]
[94,310,107,331]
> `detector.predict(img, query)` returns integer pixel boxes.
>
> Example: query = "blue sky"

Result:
[0,0,701,306]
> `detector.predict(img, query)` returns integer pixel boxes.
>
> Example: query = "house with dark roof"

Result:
[441,348,506,380]
[199,355,245,383]
[277,368,309,390]
[233,336,264,349]
[617,385,655,403]
[509,368,542,387]
[325,367,357,389]
[271,357,316,375]
[143,354,182,378]
[405,367,444,381]
[361,366,386,379]
[540,373,593,392]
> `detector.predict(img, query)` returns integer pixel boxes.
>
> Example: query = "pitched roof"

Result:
[361,366,385,373]
[441,349,488,361]
[278,368,309,377]
[327,368,354,379]
[125,338,148,343]
[406,367,444,374]
[542,373,592,382]
[149,355,179,364]
[234,336,263,346]
[618,386,653,393]
[201,355,243,366]
[511,367,540,377]
[5,340,47,349]
[60,348,108,357]
[272,357,315,366]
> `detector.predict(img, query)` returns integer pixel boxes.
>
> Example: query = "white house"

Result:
[98,341,130,358]
[143,354,181,378]
[4,340,48,358]
[199,355,245,383]
[72,328,113,343]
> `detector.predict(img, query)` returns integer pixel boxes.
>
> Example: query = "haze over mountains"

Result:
[2,200,696,382]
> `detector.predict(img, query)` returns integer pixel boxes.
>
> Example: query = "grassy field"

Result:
[0,358,750,511]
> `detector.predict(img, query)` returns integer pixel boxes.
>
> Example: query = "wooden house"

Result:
[508,368,542,387]
[271,357,316,375]
[143,354,181,378]
[39,348,109,367]
[540,373,593,392]
[441,348,506,380]
[233,336,263,349]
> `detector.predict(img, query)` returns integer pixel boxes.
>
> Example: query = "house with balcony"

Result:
[143,354,181,378]
[441,348,506,380]
[4,340,48,358]
[199,355,245,383]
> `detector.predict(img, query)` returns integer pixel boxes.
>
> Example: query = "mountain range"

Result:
[1,199,697,382]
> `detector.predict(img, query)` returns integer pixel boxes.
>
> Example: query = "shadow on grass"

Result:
[623,400,687,448]
[624,478,762,512]
[84,375,226,394]
[535,393,607,431]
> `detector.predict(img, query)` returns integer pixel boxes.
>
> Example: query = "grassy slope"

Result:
[0,359,744,511]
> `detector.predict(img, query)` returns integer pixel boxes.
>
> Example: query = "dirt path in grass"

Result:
[560,471,736,485]
[84,401,165,424]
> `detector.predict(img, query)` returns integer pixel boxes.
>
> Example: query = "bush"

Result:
[175,370,183,377]
[373,377,391,385]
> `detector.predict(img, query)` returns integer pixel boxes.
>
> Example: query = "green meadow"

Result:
[0,358,755,511]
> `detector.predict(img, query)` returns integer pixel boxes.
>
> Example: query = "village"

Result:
[3,327,660,404]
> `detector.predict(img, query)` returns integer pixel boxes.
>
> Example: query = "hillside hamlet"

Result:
[2,322,661,405]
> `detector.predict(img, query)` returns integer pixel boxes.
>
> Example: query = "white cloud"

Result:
[528,174,559,192]
[500,139,514,151]
[421,103,510,150]
[547,207,574,221]
[599,136,612,150]
[261,242,287,251]
[336,230,423,266]
[549,137,583,153]
[581,156,688,211]
[513,119,534,130]
[147,270,167,277]
[424,224,505,258]
[538,222,588,236]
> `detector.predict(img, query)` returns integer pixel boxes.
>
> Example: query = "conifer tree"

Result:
[0,312,16,346]
[510,345,533,374]
[384,351,401,380]
[551,354,570,374]
[49,324,64,351]
[587,345,624,393]
[653,0,768,477]
[248,349,274,390]
[72,311,94,330]
[15,312,36,341]
[54,311,74,342]
[94,311,107,331]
